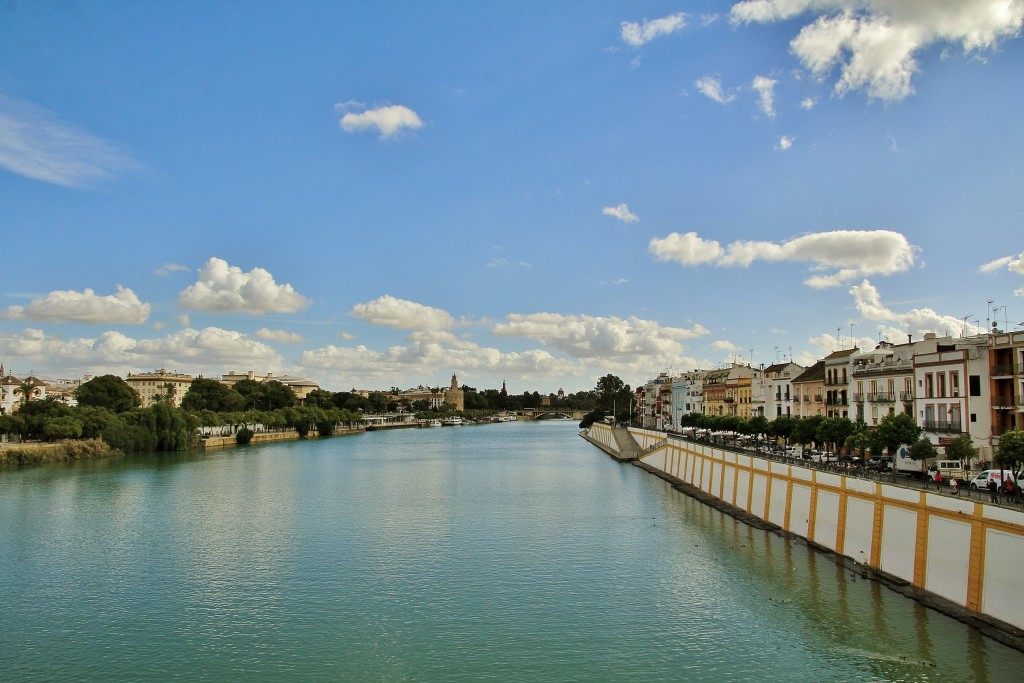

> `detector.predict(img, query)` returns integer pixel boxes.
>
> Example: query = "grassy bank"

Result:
[0,439,116,466]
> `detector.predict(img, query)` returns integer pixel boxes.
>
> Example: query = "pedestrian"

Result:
[988,477,999,503]
[933,470,942,490]
[950,477,958,496]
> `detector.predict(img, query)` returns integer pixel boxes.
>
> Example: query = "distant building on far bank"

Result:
[126,369,194,408]
[220,370,320,403]
[446,374,465,411]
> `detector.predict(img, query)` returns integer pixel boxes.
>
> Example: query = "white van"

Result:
[968,469,1017,492]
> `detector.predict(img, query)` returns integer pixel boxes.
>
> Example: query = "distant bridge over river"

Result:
[518,408,587,421]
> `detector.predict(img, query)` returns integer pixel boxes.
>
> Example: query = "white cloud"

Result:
[350,295,454,331]
[493,312,709,361]
[0,94,137,187]
[712,340,739,351]
[255,328,304,344]
[300,338,579,391]
[695,76,736,104]
[0,285,150,324]
[0,326,283,377]
[178,257,312,314]
[338,103,423,139]
[800,97,817,109]
[752,75,778,117]
[980,249,1024,296]
[849,279,985,339]
[649,229,917,287]
[776,135,795,150]
[602,203,640,223]
[156,263,190,276]
[621,12,687,46]
[730,0,1024,102]
[980,250,1024,275]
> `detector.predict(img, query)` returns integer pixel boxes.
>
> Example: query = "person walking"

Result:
[933,469,942,491]
[950,476,959,496]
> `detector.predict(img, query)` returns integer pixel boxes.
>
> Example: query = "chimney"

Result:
[908,334,912,344]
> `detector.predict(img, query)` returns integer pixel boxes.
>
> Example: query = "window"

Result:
[969,375,981,396]
[950,371,959,397]
[925,373,934,398]
[937,372,946,398]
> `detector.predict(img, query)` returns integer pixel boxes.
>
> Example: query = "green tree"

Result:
[870,412,921,457]
[43,416,83,441]
[944,433,979,470]
[181,378,244,413]
[910,437,938,463]
[76,375,141,413]
[994,430,1024,471]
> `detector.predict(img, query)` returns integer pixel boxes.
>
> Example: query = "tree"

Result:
[910,437,938,463]
[944,434,979,470]
[75,375,141,413]
[43,416,83,441]
[870,412,921,457]
[994,430,1024,472]
[180,378,244,413]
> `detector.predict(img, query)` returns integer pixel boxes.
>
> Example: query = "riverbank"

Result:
[582,425,1024,655]
[0,439,115,466]
[200,424,366,448]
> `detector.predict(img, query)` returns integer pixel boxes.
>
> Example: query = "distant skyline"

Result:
[2,1,1023,393]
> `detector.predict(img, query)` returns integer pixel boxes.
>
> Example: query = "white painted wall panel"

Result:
[925,516,972,605]
[789,484,811,537]
[814,490,840,551]
[768,478,788,527]
[844,497,875,565]
[982,529,1024,630]
[751,473,768,520]
[880,505,917,582]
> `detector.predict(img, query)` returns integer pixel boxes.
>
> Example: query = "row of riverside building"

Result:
[635,330,1024,464]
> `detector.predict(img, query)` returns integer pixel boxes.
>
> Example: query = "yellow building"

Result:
[126,369,194,408]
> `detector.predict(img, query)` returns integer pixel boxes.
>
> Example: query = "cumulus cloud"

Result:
[850,279,984,339]
[979,249,1024,296]
[255,328,304,343]
[649,229,916,287]
[602,203,639,223]
[178,257,312,315]
[338,103,423,139]
[712,340,739,351]
[300,338,579,390]
[800,97,817,109]
[730,0,1024,101]
[752,75,778,117]
[0,285,150,324]
[0,93,137,187]
[492,312,709,361]
[350,295,455,331]
[621,12,687,46]
[695,76,736,104]
[776,135,795,150]
[0,326,283,377]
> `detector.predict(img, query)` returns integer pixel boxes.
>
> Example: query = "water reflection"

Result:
[1,422,1022,682]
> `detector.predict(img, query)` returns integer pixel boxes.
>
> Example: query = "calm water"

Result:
[2,420,1022,682]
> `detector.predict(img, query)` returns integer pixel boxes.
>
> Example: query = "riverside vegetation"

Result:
[0,374,615,467]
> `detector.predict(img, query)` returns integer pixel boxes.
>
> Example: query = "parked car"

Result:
[866,456,893,471]
[839,455,863,467]
[969,469,1017,492]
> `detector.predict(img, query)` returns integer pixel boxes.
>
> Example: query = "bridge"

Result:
[518,408,587,421]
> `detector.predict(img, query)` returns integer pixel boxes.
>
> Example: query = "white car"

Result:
[968,469,1017,492]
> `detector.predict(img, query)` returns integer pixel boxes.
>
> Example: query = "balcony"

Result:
[793,396,801,403]
[900,391,913,402]
[991,364,1015,377]
[814,396,823,403]
[993,396,1016,410]
[852,393,864,403]
[868,393,895,403]
[922,421,962,434]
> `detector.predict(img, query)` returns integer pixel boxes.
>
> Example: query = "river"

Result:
[1,420,1022,682]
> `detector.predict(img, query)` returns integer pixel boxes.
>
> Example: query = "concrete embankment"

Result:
[583,423,1024,654]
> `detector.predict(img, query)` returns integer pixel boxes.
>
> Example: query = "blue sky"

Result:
[2,1,1023,394]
